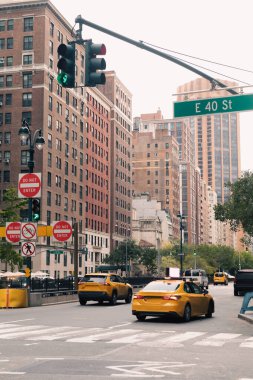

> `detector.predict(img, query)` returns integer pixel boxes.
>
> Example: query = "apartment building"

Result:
[0,0,121,276]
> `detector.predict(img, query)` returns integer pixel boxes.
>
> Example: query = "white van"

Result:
[183,269,209,289]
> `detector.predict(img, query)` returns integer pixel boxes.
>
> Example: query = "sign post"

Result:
[18,173,41,198]
[174,93,253,118]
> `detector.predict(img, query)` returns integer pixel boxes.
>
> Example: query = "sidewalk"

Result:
[238,312,253,324]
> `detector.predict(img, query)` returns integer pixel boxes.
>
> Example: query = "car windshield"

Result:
[81,275,106,283]
[184,270,201,276]
[215,273,224,277]
[142,281,180,292]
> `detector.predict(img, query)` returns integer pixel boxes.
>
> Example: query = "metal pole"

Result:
[180,218,183,276]
[73,222,79,290]
[125,240,128,277]
[27,133,34,289]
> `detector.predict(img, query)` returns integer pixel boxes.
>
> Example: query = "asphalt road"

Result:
[0,283,252,380]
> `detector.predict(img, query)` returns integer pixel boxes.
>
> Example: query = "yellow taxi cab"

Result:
[78,273,133,305]
[132,279,214,322]
[213,271,228,286]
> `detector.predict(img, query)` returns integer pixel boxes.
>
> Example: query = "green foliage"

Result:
[0,242,23,271]
[138,247,157,274]
[0,187,25,270]
[214,171,253,237]
[0,187,27,224]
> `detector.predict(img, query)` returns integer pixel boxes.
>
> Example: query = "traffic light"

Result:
[32,198,41,222]
[85,40,106,87]
[57,42,76,88]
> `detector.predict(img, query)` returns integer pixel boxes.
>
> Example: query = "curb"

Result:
[238,313,253,324]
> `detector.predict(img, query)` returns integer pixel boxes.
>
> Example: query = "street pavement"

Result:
[0,283,252,379]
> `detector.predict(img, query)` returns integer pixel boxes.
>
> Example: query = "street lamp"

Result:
[18,119,45,285]
[193,250,197,269]
[177,212,186,276]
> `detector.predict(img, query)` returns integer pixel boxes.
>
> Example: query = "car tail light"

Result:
[134,294,144,299]
[163,295,181,301]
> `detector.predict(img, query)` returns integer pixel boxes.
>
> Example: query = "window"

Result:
[22,93,32,107]
[0,21,5,31]
[23,36,33,50]
[49,22,54,37]
[23,54,32,65]
[6,56,13,66]
[48,114,52,129]
[7,20,14,31]
[5,113,11,124]
[23,72,32,88]
[0,57,4,67]
[21,150,29,165]
[22,111,31,125]
[5,94,12,106]
[4,132,11,144]
[47,172,51,187]
[48,152,52,167]
[49,40,53,55]
[7,38,13,49]
[48,133,52,148]
[3,171,10,182]
[6,75,12,87]
[47,191,51,206]
[48,96,52,111]
[0,76,3,87]
[24,17,33,32]
[0,39,5,49]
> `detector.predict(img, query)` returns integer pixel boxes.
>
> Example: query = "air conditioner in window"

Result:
[0,102,3,107]
[4,159,10,164]
[65,117,69,122]
[65,152,69,157]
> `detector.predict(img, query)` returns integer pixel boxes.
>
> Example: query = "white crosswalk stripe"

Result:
[0,323,251,349]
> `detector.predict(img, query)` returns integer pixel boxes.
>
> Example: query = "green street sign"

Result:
[49,250,63,254]
[174,93,253,118]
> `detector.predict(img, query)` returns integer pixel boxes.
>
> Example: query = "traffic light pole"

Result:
[75,15,237,95]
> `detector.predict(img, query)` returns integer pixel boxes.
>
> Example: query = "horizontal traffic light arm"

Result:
[75,15,237,95]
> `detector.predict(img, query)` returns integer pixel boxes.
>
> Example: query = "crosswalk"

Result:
[0,322,252,348]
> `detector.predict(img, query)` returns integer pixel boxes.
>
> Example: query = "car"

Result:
[132,279,214,322]
[183,268,209,289]
[234,269,253,296]
[78,273,133,305]
[213,271,228,286]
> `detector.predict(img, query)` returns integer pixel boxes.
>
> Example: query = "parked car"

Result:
[78,273,133,305]
[234,269,253,296]
[132,279,214,322]
[213,272,228,286]
[183,269,209,289]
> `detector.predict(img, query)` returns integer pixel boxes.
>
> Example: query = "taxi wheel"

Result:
[79,299,87,306]
[136,315,146,321]
[205,301,214,318]
[183,304,191,322]
[125,290,133,304]
[109,291,117,305]
[98,300,104,304]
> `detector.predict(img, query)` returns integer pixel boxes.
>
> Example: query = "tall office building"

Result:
[177,78,241,204]
[0,0,131,275]
[98,71,132,249]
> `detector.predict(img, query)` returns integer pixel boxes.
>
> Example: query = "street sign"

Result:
[52,220,72,242]
[18,173,41,198]
[21,222,37,241]
[5,222,21,243]
[173,93,253,118]
[24,268,31,277]
[48,250,64,254]
[21,241,36,257]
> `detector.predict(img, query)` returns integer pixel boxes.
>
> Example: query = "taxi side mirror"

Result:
[203,289,208,295]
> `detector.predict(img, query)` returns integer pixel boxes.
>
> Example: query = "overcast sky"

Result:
[51,0,253,171]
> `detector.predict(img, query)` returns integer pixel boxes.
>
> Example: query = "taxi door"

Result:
[188,282,208,315]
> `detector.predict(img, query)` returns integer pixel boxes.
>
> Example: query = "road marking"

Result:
[27,327,102,341]
[0,325,45,337]
[139,332,206,347]
[108,332,161,344]
[67,329,142,343]
[35,358,64,361]
[240,337,253,348]
[0,360,9,362]
[0,372,26,375]
[0,326,70,339]
[195,333,241,347]
[0,319,34,324]
[24,343,39,346]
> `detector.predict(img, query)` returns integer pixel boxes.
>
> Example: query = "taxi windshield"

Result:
[143,281,180,292]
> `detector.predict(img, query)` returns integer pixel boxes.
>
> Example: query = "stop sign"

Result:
[18,173,41,198]
[52,221,72,242]
[6,222,21,243]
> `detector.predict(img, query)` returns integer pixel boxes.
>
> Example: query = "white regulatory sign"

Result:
[21,241,36,257]
[21,222,37,241]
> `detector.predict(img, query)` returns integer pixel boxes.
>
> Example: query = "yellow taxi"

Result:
[213,272,228,286]
[132,279,214,322]
[78,273,133,305]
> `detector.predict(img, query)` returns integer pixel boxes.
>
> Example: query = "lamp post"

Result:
[193,250,197,269]
[18,120,45,286]
[177,212,186,276]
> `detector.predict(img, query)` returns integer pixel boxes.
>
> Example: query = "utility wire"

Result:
[143,41,253,75]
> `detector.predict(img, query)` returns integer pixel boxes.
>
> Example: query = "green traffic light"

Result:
[32,213,40,222]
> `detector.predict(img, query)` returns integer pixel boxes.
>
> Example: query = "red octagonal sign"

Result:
[6,222,21,243]
[52,221,72,242]
[18,173,41,198]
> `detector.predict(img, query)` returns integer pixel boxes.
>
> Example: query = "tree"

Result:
[214,171,253,237]
[138,247,157,275]
[0,187,26,270]
[103,240,142,267]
